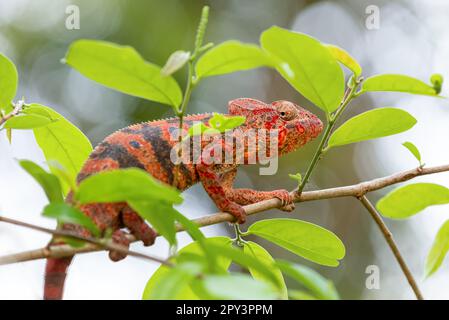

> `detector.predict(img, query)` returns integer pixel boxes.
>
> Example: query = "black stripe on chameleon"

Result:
[91,141,146,170]
[139,125,175,184]
[121,124,194,186]
[123,125,174,184]
[146,125,194,187]
[119,126,173,181]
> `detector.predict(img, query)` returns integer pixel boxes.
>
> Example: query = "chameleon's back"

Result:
[77,113,214,190]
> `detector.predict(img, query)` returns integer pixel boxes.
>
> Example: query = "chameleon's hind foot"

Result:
[122,209,157,246]
[109,230,130,262]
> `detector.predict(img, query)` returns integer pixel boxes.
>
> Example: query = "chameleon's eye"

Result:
[279,110,295,121]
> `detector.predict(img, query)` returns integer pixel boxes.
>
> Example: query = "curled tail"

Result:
[44,256,73,300]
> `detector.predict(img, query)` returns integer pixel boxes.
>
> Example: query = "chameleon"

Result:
[43,98,323,299]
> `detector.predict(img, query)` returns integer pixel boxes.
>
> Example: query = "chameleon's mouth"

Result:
[310,116,324,139]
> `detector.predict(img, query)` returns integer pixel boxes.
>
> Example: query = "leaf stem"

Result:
[178,61,195,116]
[232,224,248,247]
[357,195,424,300]
[296,122,332,193]
[173,6,209,187]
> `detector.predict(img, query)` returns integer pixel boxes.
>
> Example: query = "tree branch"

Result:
[357,195,424,300]
[1,163,448,266]
[0,216,170,266]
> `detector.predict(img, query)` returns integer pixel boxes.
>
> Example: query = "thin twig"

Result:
[357,195,424,300]
[0,216,170,266]
[297,77,361,193]
[0,100,25,127]
[173,59,195,188]
[295,164,448,201]
[1,163,448,266]
[172,7,208,188]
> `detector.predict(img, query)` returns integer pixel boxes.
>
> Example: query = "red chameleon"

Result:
[44,98,323,299]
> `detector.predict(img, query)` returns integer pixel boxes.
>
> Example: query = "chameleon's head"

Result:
[228,98,323,155]
[270,100,323,154]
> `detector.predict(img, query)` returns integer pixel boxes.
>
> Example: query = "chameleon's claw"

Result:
[272,189,295,212]
[223,202,247,224]
[281,203,295,212]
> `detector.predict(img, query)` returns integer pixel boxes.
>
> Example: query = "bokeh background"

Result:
[1,0,449,299]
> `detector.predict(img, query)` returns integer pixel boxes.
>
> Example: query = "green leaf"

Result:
[195,40,272,79]
[47,160,77,194]
[161,50,190,76]
[128,200,177,246]
[170,210,220,270]
[377,183,449,219]
[430,74,443,94]
[288,173,302,187]
[6,128,12,143]
[326,45,362,77]
[243,241,288,299]
[33,105,92,192]
[75,168,182,204]
[18,160,63,203]
[186,114,246,138]
[3,114,54,129]
[145,261,203,300]
[247,218,345,267]
[64,40,182,107]
[208,113,246,132]
[22,104,55,118]
[327,107,417,148]
[0,53,18,113]
[402,141,422,164]
[260,26,345,113]
[288,290,317,300]
[425,220,449,278]
[185,237,233,274]
[142,237,232,300]
[206,242,279,285]
[361,74,438,96]
[78,169,181,243]
[187,122,213,137]
[172,210,204,241]
[43,203,100,236]
[195,274,280,300]
[276,259,339,300]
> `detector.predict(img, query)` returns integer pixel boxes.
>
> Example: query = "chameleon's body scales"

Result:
[44,98,323,299]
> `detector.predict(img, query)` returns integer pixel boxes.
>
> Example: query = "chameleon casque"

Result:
[44,98,323,300]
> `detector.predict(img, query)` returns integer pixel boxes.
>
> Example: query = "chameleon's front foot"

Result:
[223,202,247,224]
[272,189,295,212]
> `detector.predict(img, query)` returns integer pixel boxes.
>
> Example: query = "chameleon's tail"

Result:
[44,256,73,300]
[44,191,76,300]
